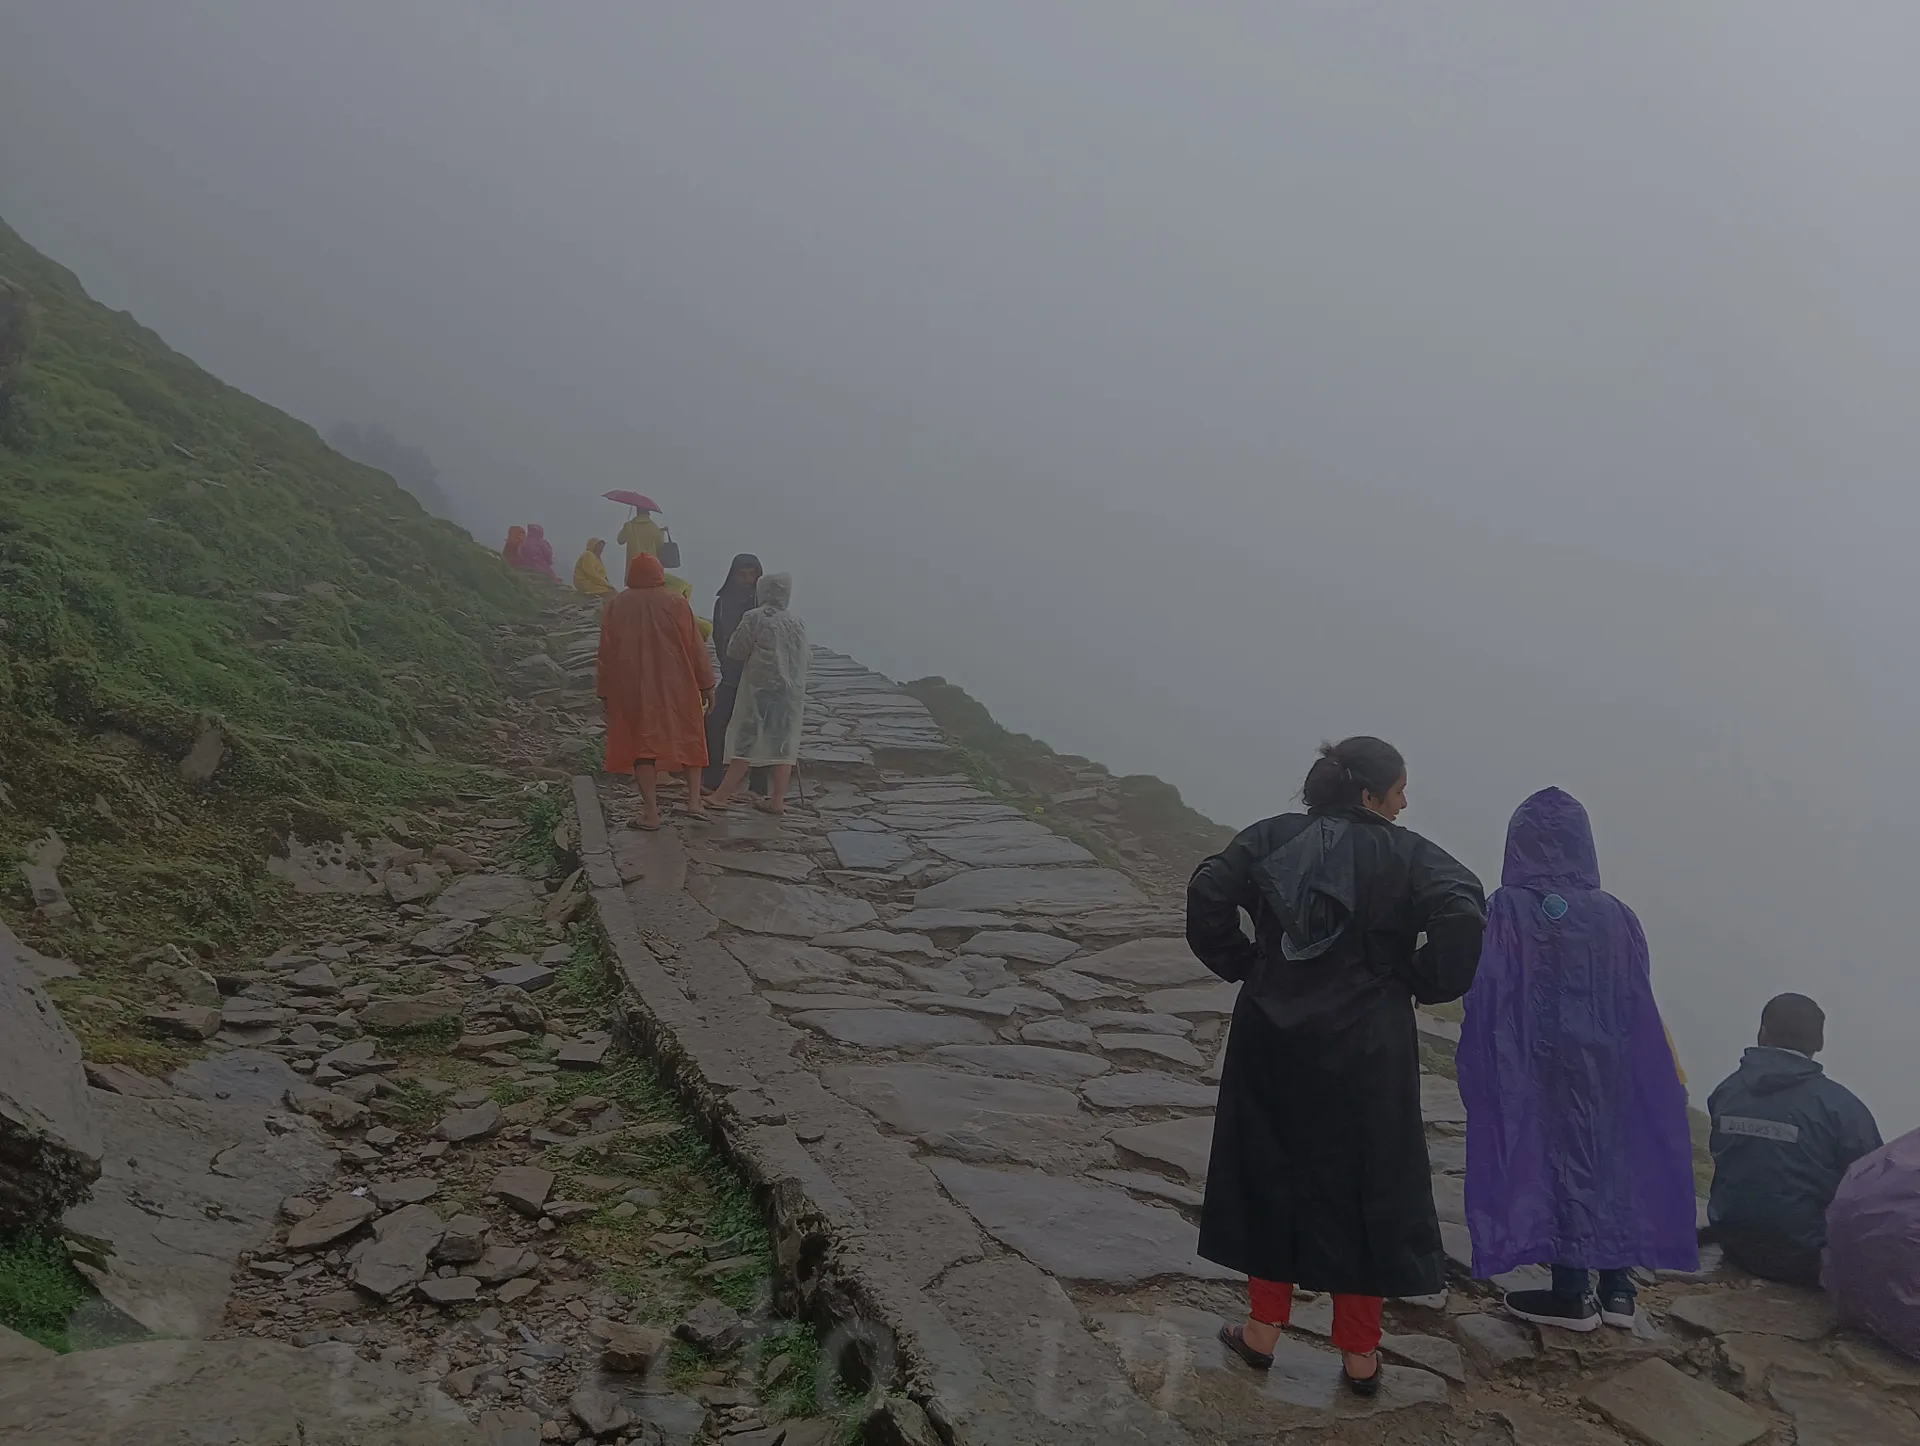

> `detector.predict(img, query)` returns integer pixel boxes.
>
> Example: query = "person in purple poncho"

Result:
[515,523,559,580]
[1458,787,1698,1332]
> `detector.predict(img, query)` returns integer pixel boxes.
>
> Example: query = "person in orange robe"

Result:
[503,524,527,566]
[597,553,716,828]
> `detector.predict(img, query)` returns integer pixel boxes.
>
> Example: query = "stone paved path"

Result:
[583,645,1920,1446]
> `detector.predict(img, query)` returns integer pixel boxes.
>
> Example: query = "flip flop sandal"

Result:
[1217,1323,1274,1371]
[1343,1351,1382,1398]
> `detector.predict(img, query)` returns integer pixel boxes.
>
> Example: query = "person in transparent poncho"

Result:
[706,573,808,814]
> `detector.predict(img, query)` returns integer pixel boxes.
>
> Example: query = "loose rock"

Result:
[676,1297,749,1355]
[595,1319,669,1374]
[1584,1358,1769,1446]
[346,1202,444,1300]
[490,1165,555,1217]
[436,1099,504,1142]
[144,1005,222,1040]
[286,1193,377,1251]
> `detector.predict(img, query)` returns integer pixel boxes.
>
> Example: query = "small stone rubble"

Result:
[5,601,847,1446]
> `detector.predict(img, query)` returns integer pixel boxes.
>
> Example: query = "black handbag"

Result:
[657,529,682,569]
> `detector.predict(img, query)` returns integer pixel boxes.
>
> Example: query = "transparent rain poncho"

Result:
[723,574,810,766]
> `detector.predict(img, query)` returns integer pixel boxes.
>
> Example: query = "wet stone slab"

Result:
[612,828,689,890]
[824,1064,1084,1136]
[1069,938,1218,988]
[1142,982,1241,1018]
[765,992,896,1012]
[721,938,859,988]
[1081,1008,1191,1036]
[895,959,1007,994]
[685,875,877,937]
[1109,1116,1214,1182]
[1716,1333,1835,1398]
[979,984,1063,1013]
[789,1009,995,1049]
[926,834,1096,867]
[927,1159,1237,1286]
[688,848,816,882]
[1020,1018,1094,1047]
[867,785,995,805]
[1767,1374,1920,1445]
[886,909,1014,933]
[928,1044,1111,1083]
[1097,1033,1207,1069]
[1029,966,1127,1002]
[1091,1169,1204,1209]
[1583,1359,1768,1446]
[1093,1306,1449,1441]
[909,991,1031,1020]
[1492,1402,1629,1446]
[957,930,1080,965]
[826,831,913,870]
[1081,1072,1219,1111]
[812,929,940,956]
[914,867,1146,915]
[1668,1287,1838,1342]
[1454,1311,1539,1371]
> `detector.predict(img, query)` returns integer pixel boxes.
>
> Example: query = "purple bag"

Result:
[1825,1127,1920,1360]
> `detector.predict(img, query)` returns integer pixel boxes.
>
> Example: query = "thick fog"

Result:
[5,4,1916,1129]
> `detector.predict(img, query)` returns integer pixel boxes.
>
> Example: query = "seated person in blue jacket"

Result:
[1706,993,1881,1288]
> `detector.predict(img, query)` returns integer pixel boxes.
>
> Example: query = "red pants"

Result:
[1249,1278,1383,1356]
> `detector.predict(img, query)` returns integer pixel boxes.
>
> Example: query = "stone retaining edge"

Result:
[571,774,973,1444]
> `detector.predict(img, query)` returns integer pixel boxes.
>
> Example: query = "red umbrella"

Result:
[602,490,661,512]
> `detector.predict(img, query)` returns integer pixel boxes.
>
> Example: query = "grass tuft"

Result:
[0,1230,89,1351]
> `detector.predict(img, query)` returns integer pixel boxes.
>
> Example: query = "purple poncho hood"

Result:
[1825,1127,1920,1359]
[1458,788,1699,1276]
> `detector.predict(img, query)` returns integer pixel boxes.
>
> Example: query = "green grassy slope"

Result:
[903,675,1232,869]
[0,215,532,990]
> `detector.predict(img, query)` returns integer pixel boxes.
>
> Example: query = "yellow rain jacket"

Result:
[617,513,666,575]
[573,540,615,598]
[664,574,714,640]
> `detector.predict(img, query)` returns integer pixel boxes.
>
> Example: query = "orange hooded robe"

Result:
[597,554,715,773]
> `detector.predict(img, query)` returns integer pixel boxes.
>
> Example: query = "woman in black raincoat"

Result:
[702,554,764,794]
[1187,736,1485,1393]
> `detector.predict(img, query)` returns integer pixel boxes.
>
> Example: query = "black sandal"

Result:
[1343,1350,1382,1398]
[1218,1322,1274,1371]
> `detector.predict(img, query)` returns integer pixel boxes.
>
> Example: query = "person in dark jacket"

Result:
[1188,736,1486,1395]
[1706,993,1881,1288]
[702,554,767,795]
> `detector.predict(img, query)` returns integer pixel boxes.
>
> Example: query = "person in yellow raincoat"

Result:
[663,574,714,641]
[617,508,666,577]
[572,538,615,598]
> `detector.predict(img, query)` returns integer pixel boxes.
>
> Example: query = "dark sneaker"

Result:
[1504,1288,1600,1333]
[1599,1293,1638,1329]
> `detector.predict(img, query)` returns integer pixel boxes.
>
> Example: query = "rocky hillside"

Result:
[0,216,534,1057]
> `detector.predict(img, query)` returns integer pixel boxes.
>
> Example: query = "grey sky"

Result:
[5,3,1916,1128]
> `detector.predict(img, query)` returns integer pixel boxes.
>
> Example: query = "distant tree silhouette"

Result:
[326,421,460,524]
